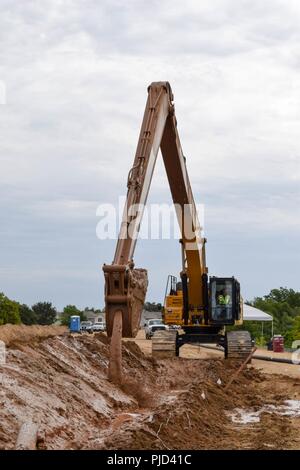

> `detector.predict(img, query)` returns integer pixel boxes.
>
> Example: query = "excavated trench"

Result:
[1,325,300,450]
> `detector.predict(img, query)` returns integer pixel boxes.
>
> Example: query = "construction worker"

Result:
[217,289,231,306]
[216,288,231,320]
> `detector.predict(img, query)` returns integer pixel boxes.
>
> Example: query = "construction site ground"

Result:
[1,325,300,450]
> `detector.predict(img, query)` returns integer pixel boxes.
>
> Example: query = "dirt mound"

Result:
[1,330,300,450]
[0,331,158,449]
[101,358,266,450]
[0,324,67,347]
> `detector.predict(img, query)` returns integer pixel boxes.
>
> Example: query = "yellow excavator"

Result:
[103,82,251,361]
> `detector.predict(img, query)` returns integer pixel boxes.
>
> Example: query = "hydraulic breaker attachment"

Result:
[103,263,148,338]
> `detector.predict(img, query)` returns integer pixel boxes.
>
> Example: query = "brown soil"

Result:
[0,324,67,347]
[1,327,300,450]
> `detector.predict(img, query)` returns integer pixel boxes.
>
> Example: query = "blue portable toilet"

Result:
[69,315,81,333]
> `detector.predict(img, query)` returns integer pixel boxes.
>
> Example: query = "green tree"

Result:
[144,302,162,312]
[60,305,86,326]
[19,304,37,325]
[32,302,57,325]
[253,298,294,333]
[0,292,21,325]
[264,288,300,309]
[285,316,300,347]
[248,288,300,347]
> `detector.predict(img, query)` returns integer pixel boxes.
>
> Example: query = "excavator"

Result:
[103,82,251,364]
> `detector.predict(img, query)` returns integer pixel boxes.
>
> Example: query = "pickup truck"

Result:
[93,320,106,332]
[144,319,168,339]
[80,321,94,334]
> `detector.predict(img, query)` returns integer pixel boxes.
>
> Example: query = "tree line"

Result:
[1,287,300,347]
[0,293,103,327]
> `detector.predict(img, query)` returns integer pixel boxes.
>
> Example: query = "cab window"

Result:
[211,280,233,322]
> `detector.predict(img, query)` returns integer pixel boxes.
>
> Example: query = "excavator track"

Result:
[152,330,178,359]
[225,331,252,360]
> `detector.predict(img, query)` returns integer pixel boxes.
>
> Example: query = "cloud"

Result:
[0,0,299,308]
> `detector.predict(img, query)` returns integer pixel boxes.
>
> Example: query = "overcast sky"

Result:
[0,0,299,310]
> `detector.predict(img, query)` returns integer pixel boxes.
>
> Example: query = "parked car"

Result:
[144,319,168,339]
[80,321,94,334]
[93,320,105,332]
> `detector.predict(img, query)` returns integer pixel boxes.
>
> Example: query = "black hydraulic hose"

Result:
[200,344,299,365]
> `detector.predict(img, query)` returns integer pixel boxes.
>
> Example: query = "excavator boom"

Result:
[103,82,206,338]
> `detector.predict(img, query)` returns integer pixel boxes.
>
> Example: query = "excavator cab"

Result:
[163,275,242,327]
[209,277,242,326]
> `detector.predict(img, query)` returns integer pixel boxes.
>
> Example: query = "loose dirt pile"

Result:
[0,324,66,347]
[1,328,300,450]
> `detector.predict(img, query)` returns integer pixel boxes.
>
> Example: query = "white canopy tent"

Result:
[243,304,273,321]
[243,304,273,337]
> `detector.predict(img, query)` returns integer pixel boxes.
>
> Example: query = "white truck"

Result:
[144,319,168,340]
[93,319,106,332]
[80,321,94,334]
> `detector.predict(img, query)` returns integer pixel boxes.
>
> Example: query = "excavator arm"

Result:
[103,82,207,338]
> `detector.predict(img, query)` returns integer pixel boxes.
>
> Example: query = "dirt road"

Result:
[131,330,300,378]
[1,326,300,450]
